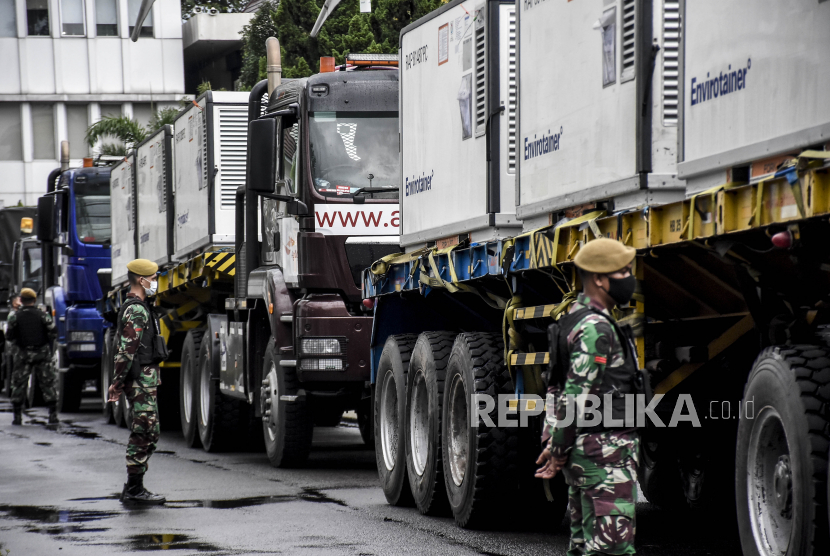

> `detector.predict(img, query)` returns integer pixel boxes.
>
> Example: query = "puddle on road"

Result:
[128,534,221,551]
[34,442,51,446]
[68,495,121,502]
[167,488,347,510]
[156,450,176,455]
[0,504,119,535]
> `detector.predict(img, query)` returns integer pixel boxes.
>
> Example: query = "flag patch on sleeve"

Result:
[594,356,607,364]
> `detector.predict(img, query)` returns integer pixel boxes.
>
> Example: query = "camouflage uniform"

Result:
[112,293,161,476]
[546,292,639,556]
[7,306,58,405]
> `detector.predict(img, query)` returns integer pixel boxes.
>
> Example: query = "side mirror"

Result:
[37,197,56,242]
[246,118,277,193]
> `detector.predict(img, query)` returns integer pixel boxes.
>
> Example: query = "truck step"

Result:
[513,305,559,320]
[509,352,550,366]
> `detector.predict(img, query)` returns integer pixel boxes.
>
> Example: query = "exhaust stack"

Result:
[60,141,70,171]
[266,37,282,96]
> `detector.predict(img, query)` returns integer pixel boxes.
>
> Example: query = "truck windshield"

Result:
[21,245,42,293]
[309,111,399,198]
[74,182,111,244]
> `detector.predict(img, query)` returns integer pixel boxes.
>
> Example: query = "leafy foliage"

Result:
[239,0,445,89]
[85,107,183,156]
[149,108,180,131]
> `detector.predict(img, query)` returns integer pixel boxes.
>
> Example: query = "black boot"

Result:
[47,403,59,425]
[12,404,22,426]
[120,474,166,505]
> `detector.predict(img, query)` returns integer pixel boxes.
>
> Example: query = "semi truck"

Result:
[364,0,830,554]
[36,149,113,412]
[102,58,401,463]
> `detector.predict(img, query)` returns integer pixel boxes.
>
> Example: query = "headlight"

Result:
[70,331,95,342]
[74,344,97,352]
[300,338,342,355]
[299,359,343,371]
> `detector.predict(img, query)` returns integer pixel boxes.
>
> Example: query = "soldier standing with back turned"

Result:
[8,288,58,425]
[536,238,641,556]
[107,259,167,505]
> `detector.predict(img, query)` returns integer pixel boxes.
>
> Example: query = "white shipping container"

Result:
[110,155,136,286]
[679,0,830,193]
[517,0,683,222]
[172,91,249,259]
[399,0,519,248]
[136,125,173,267]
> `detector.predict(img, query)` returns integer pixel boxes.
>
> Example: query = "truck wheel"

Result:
[406,331,455,515]
[179,330,204,447]
[375,334,418,506]
[736,345,830,556]
[198,330,244,452]
[638,439,685,510]
[261,338,313,467]
[27,370,45,408]
[442,332,516,528]
[358,392,374,448]
[59,367,83,413]
[101,329,115,423]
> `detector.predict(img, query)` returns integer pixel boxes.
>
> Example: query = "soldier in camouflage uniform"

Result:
[107,259,166,505]
[536,238,640,556]
[8,288,58,425]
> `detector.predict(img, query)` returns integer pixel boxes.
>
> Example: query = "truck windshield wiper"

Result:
[352,186,399,204]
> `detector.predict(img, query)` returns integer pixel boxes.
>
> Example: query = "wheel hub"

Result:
[262,364,279,442]
[448,374,468,487]
[773,455,793,519]
[379,370,398,472]
[410,370,429,477]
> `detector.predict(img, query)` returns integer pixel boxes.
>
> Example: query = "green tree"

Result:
[238,0,445,89]
[85,109,181,156]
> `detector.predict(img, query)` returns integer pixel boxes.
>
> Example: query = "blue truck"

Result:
[37,161,112,412]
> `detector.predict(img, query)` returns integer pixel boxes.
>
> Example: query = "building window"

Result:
[0,104,23,161]
[60,0,86,36]
[66,105,89,158]
[26,0,50,36]
[128,0,153,38]
[0,0,16,38]
[32,104,56,160]
[95,0,118,36]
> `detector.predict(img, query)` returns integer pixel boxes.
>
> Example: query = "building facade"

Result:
[0,0,186,207]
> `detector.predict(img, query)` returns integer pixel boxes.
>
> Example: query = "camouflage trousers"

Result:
[10,344,57,405]
[563,431,639,556]
[125,368,160,476]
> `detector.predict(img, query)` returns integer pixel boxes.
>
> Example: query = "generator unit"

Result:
[172,91,249,258]
[135,125,174,266]
[109,154,136,286]
[517,0,684,225]
[678,0,830,194]
[399,0,520,248]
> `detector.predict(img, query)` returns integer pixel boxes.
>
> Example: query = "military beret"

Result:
[126,259,159,276]
[20,288,37,300]
[574,238,636,273]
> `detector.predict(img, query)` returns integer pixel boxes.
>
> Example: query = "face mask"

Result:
[604,274,636,306]
[142,278,158,297]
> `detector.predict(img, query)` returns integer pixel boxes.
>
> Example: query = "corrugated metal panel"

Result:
[662,0,680,126]
[218,105,249,210]
[621,0,636,80]
[507,9,517,174]
[475,23,486,131]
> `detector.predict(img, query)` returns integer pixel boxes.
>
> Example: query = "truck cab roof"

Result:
[267,69,399,114]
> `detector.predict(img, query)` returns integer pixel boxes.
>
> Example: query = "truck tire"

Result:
[179,330,204,447]
[27,370,45,408]
[375,334,418,506]
[198,332,245,452]
[59,367,83,413]
[261,338,313,467]
[638,439,685,510]
[406,331,455,515]
[736,345,830,556]
[442,332,517,529]
[101,329,115,423]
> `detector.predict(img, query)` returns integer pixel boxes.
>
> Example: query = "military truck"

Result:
[365,1,830,554]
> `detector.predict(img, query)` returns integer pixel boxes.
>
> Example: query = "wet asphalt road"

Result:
[0,394,744,556]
